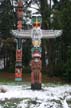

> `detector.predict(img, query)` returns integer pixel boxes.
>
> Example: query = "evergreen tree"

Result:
[52,0,71,80]
[0,0,16,71]
[0,0,16,38]
[60,1,71,80]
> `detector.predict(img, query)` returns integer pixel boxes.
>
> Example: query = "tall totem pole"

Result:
[15,0,23,81]
[30,14,42,90]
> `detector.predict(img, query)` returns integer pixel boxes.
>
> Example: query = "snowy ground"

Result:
[0,82,71,108]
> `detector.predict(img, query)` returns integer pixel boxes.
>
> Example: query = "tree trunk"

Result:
[40,0,49,29]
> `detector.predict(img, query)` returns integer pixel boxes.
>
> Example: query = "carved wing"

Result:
[42,30,62,38]
[11,30,62,39]
[11,30,32,38]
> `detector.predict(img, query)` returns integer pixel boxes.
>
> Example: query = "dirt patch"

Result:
[0,72,64,83]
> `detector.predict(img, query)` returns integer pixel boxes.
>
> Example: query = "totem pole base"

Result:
[15,78,22,81]
[31,83,41,90]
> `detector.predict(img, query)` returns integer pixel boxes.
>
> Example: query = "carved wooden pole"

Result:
[30,15,42,89]
[15,0,23,81]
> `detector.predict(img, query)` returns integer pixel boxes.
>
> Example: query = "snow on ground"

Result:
[0,83,71,108]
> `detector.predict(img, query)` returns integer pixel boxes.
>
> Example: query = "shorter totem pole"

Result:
[15,0,23,81]
[30,14,42,90]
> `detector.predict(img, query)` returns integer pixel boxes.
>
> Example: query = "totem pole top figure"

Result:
[31,13,42,40]
[32,14,42,26]
[18,0,23,7]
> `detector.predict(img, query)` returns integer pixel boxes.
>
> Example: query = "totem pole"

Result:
[15,0,23,81]
[30,14,42,90]
[12,8,62,87]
